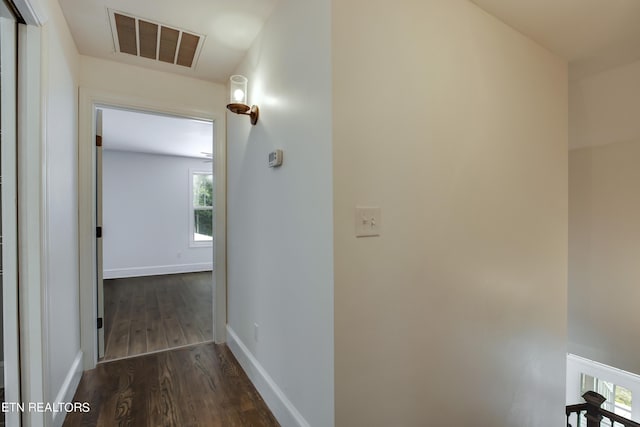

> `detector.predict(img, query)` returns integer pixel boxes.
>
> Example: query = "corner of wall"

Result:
[225,0,334,425]
[226,327,311,427]
[49,350,83,427]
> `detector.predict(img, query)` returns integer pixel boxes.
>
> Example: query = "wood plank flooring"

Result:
[63,342,280,427]
[103,272,213,361]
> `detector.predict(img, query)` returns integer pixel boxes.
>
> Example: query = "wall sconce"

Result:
[226,75,259,125]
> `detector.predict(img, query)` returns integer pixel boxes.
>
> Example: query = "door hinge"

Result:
[96,226,102,238]
[97,317,103,329]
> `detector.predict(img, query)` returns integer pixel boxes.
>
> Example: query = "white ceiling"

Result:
[60,0,640,84]
[469,0,640,79]
[58,0,279,83]
[101,107,213,159]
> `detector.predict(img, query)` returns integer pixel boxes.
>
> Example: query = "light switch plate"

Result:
[355,207,381,237]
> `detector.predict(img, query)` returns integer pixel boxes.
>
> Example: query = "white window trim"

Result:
[189,168,213,247]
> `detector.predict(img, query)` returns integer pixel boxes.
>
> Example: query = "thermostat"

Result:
[268,149,283,168]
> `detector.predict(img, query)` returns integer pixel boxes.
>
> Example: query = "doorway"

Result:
[78,90,227,369]
[96,106,216,361]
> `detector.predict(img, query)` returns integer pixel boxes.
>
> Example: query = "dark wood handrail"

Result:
[566,391,640,427]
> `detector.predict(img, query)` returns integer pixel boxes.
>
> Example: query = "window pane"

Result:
[193,174,213,208]
[581,374,596,394]
[194,209,213,241]
[616,385,633,418]
[616,385,633,407]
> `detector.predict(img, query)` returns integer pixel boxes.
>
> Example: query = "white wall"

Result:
[39,0,83,423]
[225,0,334,425]
[568,58,640,376]
[569,59,640,151]
[102,150,213,278]
[333,1,568,426]
[79,56,226,117]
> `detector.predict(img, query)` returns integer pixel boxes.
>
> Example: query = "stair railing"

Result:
[566,391,640,427]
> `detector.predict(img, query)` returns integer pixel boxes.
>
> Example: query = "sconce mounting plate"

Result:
[227,103,250,114]
[249,105,259,125]
[226,103,259,125]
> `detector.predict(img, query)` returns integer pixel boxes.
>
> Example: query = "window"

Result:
[581,374,633,419]
[190,171,213,246]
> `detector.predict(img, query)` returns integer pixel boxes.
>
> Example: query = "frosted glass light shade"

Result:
[229,75,248,105]
[226,74,258,125]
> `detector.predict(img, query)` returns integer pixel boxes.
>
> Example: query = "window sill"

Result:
[190,241,213,248]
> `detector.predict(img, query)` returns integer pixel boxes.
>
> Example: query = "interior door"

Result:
[96,108,105,358]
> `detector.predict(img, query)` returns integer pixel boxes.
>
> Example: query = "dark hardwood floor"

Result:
[103,272,213,361]
[63,342,280,427]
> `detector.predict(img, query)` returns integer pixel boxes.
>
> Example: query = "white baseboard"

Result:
[226,326,310,427]
[104,262,213,279]
[51,350,83,427]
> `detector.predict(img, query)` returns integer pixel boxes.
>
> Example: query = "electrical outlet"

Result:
[254,323,259,342]
[355,206,381,237]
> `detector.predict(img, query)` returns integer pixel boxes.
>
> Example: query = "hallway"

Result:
[64,342,280,426]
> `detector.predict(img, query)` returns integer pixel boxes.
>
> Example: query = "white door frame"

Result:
[95,108,104,359]
[1,11,21,427]
[17,18,47,427]
[78,87,227,370]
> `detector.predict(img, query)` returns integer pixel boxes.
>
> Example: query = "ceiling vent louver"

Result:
[109,9,205,69]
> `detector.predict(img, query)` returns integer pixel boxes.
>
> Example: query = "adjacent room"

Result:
[99,106,215,361]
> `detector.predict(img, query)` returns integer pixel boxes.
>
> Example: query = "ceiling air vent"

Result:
[109,10,205,68]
